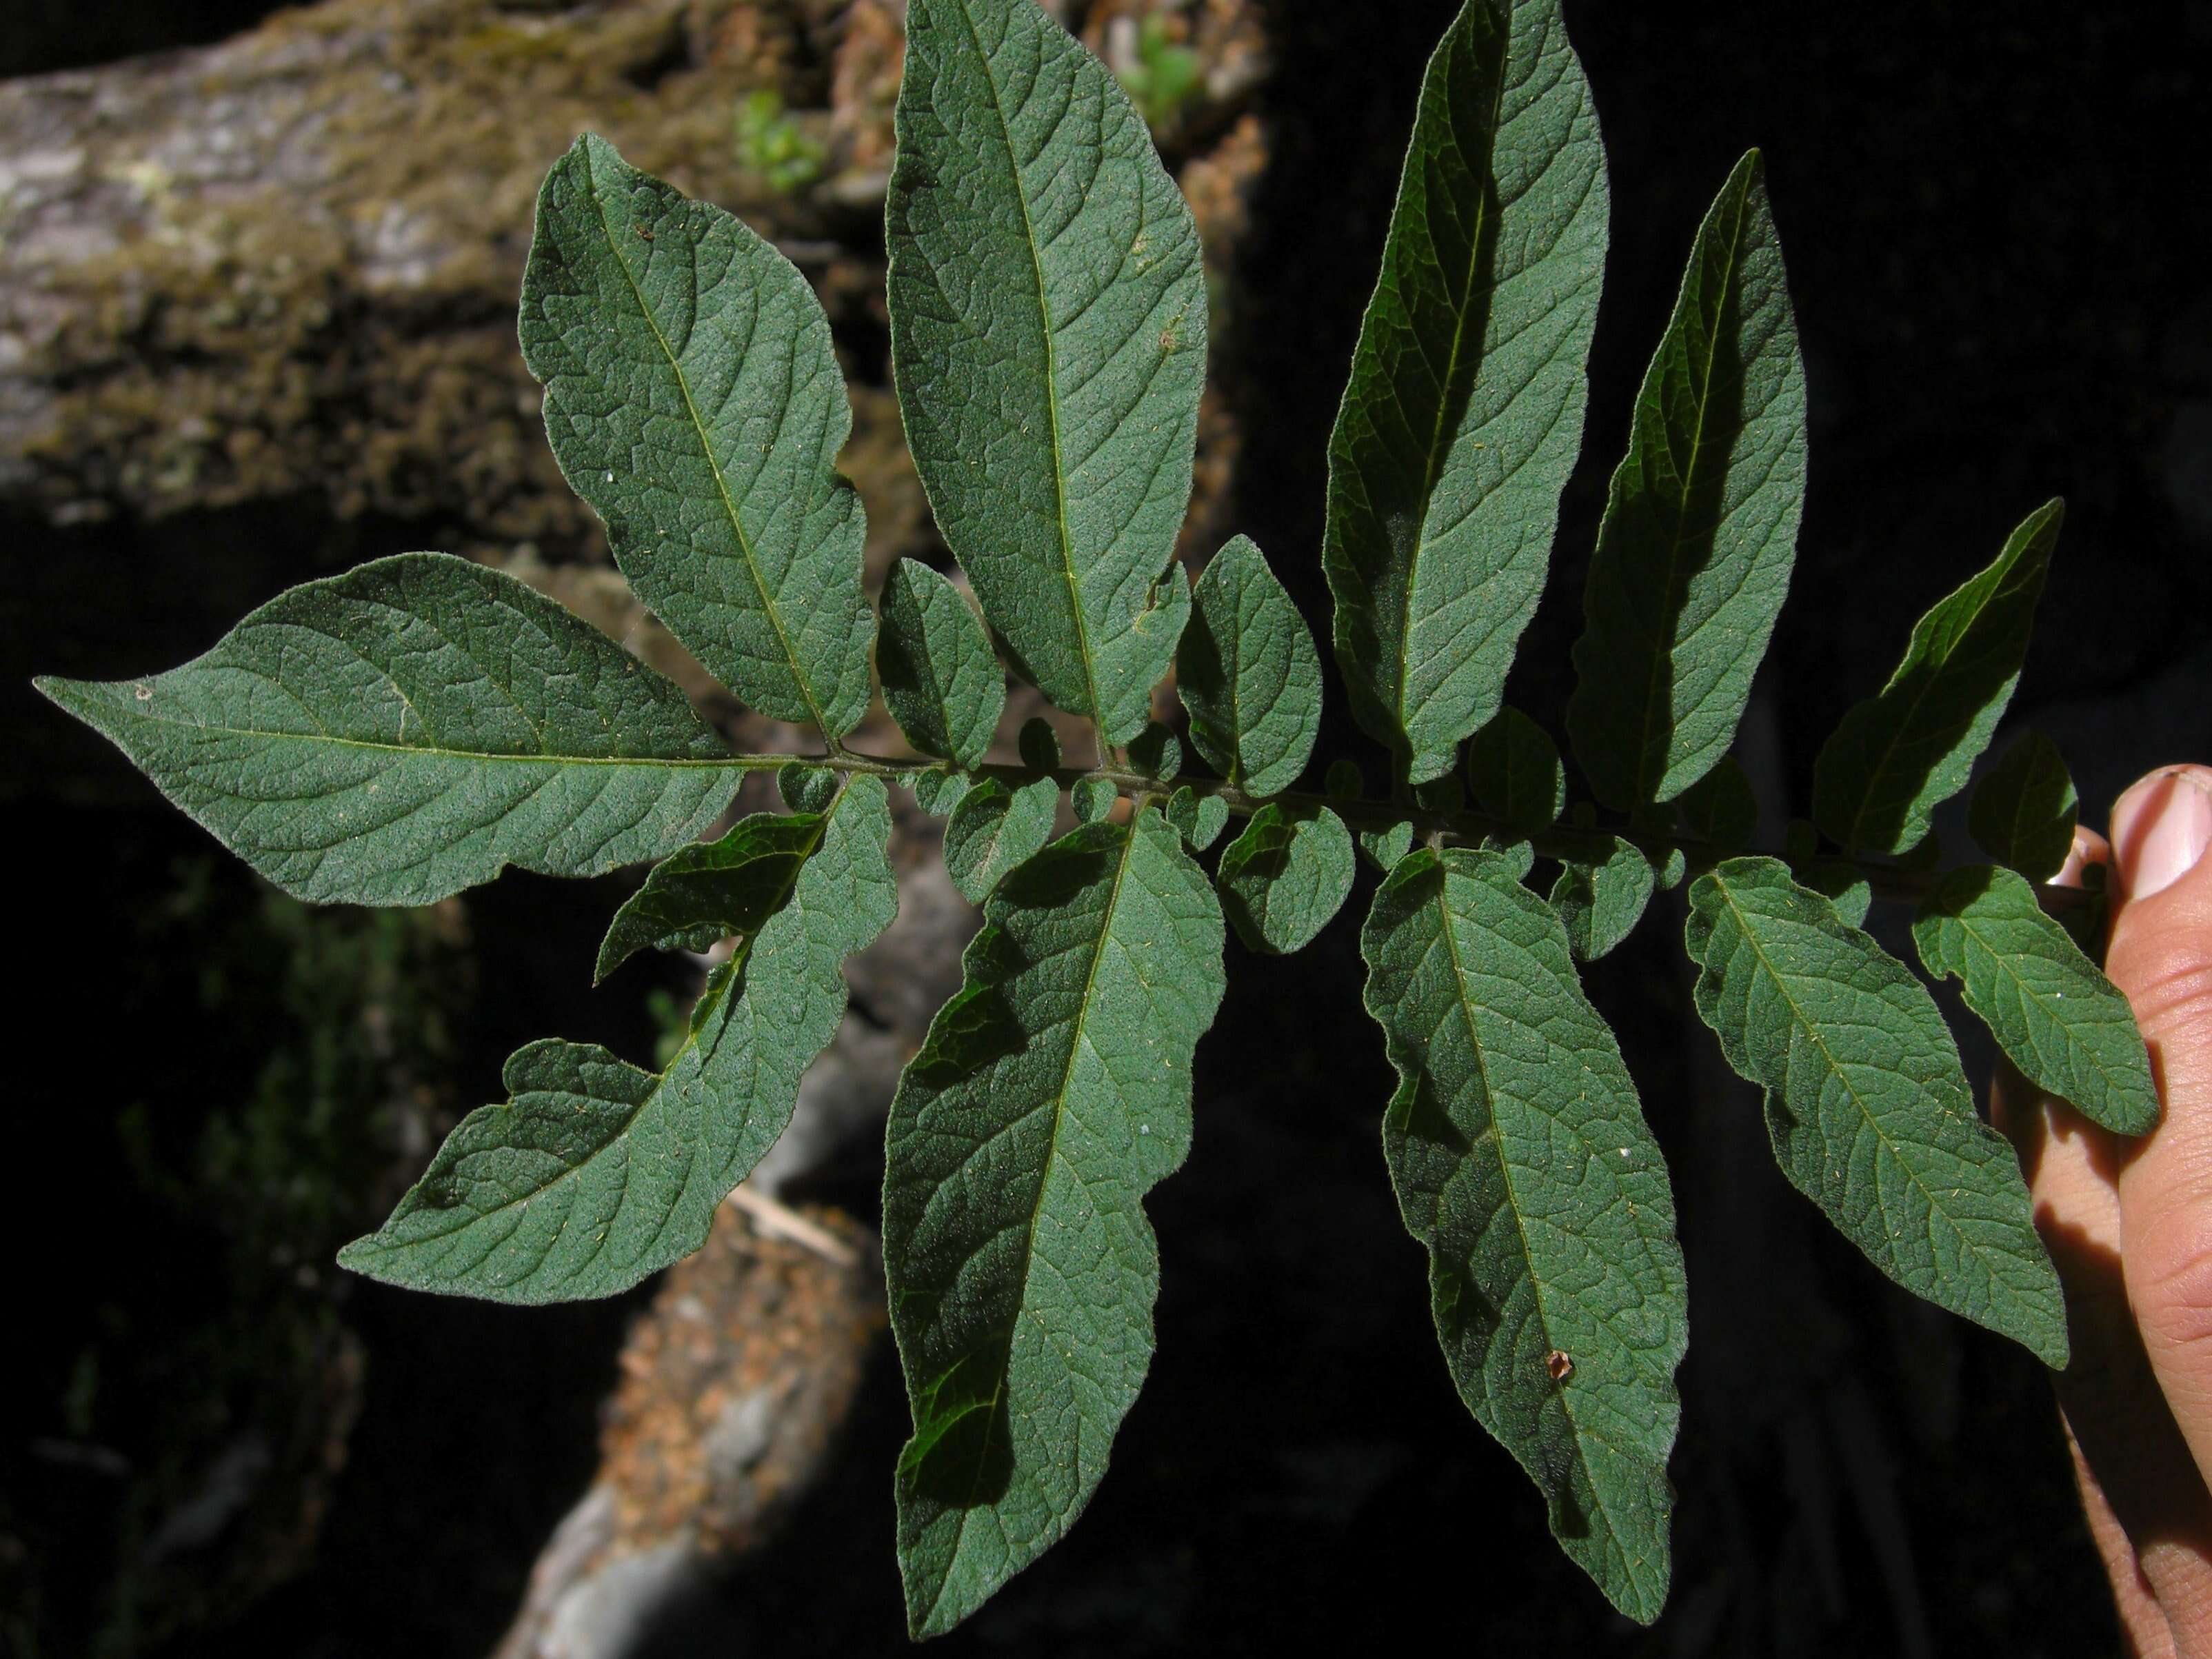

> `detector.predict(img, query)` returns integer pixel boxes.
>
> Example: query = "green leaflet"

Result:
[1165,786,1229,851]
[880,560,1007,769]
[1217,804,1355,955]
[1969,730,2078,883]
[1802,860,1871,929]
[1913,865,2158,1136]
[887,0,1203,742]
[1566,151,1807,810]
[1071,776,1118,823]
[1811,500,2063,855]
[885,813,1225,1636]
[1685,857,2067,1366]
[1179,536,1323,796]
[1676,754,1758,849]
[778,763,838,814]
[913,770,973,816]
[1485,835,1537,882]
[943,776,1060,903]
[37,554,731,907]
[1549,837,1655,961]
[1323,0,1608,785]
[1359,819,1416,873]
[1362,847,1687,1622]
[519,135,875,737]
[595,812,827,983]
[1127,721,1183,781]
[1018,716,1063,775]
[339,776,897,1302]
[1465,707,1566,836]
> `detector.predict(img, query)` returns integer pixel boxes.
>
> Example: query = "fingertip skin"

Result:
[2104,768,2212,1481]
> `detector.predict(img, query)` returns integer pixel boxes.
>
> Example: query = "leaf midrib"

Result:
[372,794,844,1269]
[1625,174,1751,805]
[1938,892,2131,1096]
[1394,26,1509,747]
[90,705,735,769]
[577,148,832,738]
[947,0,1105,730]
[928,818,1142,1625]
[1711,872,2016,1294]
[1836,513,2049,852]
[1429,861,1638,1588]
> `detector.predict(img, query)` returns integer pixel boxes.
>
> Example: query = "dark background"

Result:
[8,1,2211,1655]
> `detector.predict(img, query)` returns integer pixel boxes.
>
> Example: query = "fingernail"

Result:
[2111,767,2212,901]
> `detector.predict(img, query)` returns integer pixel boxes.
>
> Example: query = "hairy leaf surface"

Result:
[1324,0,1608,783]
[1802,860,1871,928]
[1685,857,2067,1365]
[1811,501,2062,854]
[1675,754,1758,849]
[943,776,1060,903]
[595,812,827,983]
[1362,846,1687,1621]
[1217,804,1354,954]
[1549,837,1655,961]
[339,777,896,1301]
[887,0,1203,741]
[1969,730,2078,883]
[1914,865,2157,1135]
[520,135,874,736]
[1165,786,1229,852]
[1465,706,1566,836]
[1179,535,1322,795]
[914,770,973,816]
[37,554,731,906]
[1567,151,1806,810]
[885,813,1225,1636]
[880,559,1007,769]
[1360,820,1416,873]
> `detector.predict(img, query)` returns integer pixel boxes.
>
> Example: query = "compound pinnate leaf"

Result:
[880,560,1006,769]
[1465,707,1566,836]
[943,776,1060,903]
[1685,857,2067,1366]
[1217,804,1354,955]
[37,554,731,907]
[885,812,1225,1636]
[596,812,826,983]
[520,135,874,738]
[1969,730,2078,883]
[888,0,1203,743]
[1179,535,1323,796]
[1362,846,1687,1622]
[1811,500,2063,855]
[1549,837,1655,961]
[1567,150,1807,810]
[1913,865,2158,1136]
[1323,0,1607,785]
[339,776,897,1302]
